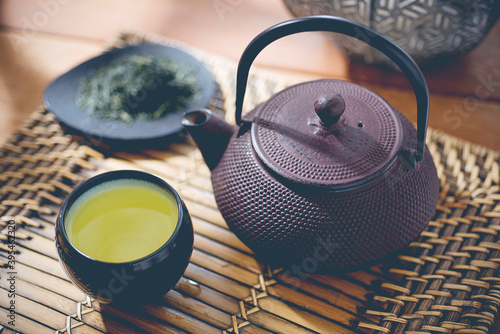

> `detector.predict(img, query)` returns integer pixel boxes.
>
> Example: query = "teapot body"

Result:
[182,16,441,270]
[211,106,439,270]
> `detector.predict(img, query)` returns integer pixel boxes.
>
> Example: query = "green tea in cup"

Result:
[55,170,194,304]
[65,178,178,263]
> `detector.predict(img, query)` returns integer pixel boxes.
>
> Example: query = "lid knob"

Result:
[314,94,346,126]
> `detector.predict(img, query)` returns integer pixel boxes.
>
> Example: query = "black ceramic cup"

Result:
[55,170,194,304]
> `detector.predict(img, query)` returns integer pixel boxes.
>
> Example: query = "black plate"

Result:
[43,43,216,146]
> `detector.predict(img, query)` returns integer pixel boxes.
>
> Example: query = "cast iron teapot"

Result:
[182,16,439,270]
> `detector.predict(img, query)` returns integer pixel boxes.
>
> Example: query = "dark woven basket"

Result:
[283,0,500,65]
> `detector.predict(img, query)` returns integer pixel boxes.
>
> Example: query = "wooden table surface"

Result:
[1,1,500,332]
[1,0,500,150]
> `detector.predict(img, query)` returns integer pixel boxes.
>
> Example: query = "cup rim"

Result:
[57,169,185,265]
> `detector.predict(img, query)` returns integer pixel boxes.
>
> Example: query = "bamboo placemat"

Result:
[1,31,500,334]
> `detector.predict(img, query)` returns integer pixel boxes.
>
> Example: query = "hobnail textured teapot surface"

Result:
[249,79,403,190]
[182,16,439,270]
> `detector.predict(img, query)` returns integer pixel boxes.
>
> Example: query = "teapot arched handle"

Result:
[235,15,429,162]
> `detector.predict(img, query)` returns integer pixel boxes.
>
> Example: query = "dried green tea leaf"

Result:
[78,54,198,124]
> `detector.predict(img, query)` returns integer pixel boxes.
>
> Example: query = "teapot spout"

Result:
[181,109,235,170]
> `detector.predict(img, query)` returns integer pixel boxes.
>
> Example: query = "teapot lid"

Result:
[251,79,403,190]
